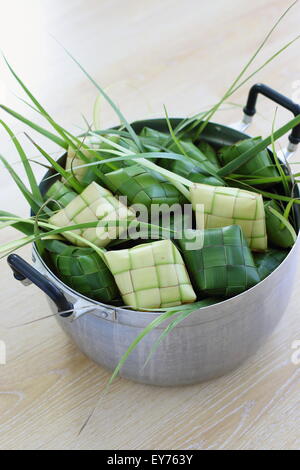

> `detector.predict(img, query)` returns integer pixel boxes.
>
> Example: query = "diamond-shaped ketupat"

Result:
[104,165,187,208]
[190,183,267,251]
[264,200,296,248]
[218,137,279,181]
[44,239,121,304]
[104,239,197,309]
[49,182,135,247]
[178,225,260,298]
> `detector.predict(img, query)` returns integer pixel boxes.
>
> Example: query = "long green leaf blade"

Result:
[0,154,41,214]
[0,105,67,149]
[0,120,43,204]
[218,113,300,177]
[25,133,83,193]
[55,43,143,152]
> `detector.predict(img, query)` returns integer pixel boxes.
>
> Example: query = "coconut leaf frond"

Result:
[0,120,43,204]
[49,181,135,247]
[143,297,221,367]
[218,137,280,182]
[0,211,37,236]
[178,225,260,298]
[0,104,68,149]
[0,153,49,216]
[65,135,131,186]
[190,183,268,251]
[44,239,121,304]
[254,248,288,281]
[104,239,197,309]
[25,133,84,193]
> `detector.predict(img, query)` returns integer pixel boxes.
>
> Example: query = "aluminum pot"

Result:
[8,84,300,386]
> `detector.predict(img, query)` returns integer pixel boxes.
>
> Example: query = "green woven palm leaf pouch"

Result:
[218,137,279,181]
[49,181,135,247]
[159,139,223,186]
[104,164,187,208]
[45,180,77,210]
[44,239,121,304]
[105,239,196,309]
[159,157,223,186]
[254,249,288,281]
[178,225,260,298]
[139,127,169,152]
[168,140,219,170]
[190,183,267,251]
[264,200,296,248]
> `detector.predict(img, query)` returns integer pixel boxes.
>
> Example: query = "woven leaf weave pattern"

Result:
[46,181,77,210]
[160,158,223,186]
[105,239,196,309]
[178,225,260,297]
[190,183,267,251]
[49,182,135,247]
[45,240,121,304]
[105,165,186,208]
[264,200,295,248]
[218,137,279,180]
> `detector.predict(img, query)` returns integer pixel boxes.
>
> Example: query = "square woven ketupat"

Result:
[49,182,135,247]
[218,137,279,179]
[46,240,121,304]
[178,225,260,297]
[190,183,267,251]
[105,239,197,309]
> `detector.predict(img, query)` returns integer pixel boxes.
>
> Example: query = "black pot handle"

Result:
[7,254,73,317]
[244,83,300,144]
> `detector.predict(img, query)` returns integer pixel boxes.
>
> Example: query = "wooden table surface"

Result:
[0,0,299,450]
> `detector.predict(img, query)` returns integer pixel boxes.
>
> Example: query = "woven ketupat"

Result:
[160,157,223,187]
[45,180,77,210]
[140,127,169,150]
[49,182,135,247]
[161,139,223,187]
[104,165,187,208]
[218,137,279,180]
[178,225,260,297]
[105,239,196,309]
[254,249,288,281]
[168,140,218,170]
[190,183,267,251]
[264,200,296,248]
[44,239,121,304]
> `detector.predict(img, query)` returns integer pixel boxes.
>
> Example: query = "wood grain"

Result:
[0,0,299,450]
